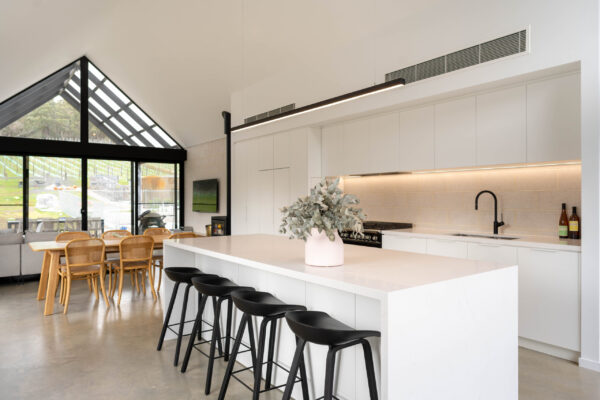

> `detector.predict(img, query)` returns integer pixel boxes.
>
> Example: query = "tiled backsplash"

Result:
[342,164,581,237]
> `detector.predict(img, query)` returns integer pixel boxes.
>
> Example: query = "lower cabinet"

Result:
[467,242,518,265]
[382,235,427,254]
[426,239,468,258]
[517,248,580,352]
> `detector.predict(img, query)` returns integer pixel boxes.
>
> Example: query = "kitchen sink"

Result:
[452,233,519,240]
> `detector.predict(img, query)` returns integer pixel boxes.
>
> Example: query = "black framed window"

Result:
[0,61,81,143]
[0,56,186,235]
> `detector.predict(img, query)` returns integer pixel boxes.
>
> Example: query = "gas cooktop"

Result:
[340,221,413,248]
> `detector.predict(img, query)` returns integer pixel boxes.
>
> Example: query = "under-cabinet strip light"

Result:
[340,161,581,179]
[231,77,406,133]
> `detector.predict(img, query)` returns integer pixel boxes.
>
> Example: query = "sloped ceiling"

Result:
[0,0,446,147]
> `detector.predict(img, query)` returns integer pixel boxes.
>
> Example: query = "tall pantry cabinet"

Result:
[231,128,314,235]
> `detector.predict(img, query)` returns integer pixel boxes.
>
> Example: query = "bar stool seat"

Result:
[180,275,255,396]
[285,310,380,346]
[156,267,217,367]
[191,275,251,297]
[164,267,204,284]
[218,290,309,400]
[282,311,380,400]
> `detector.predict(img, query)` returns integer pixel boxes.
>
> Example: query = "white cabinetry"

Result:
[321,124,344,177]
[398,106,435,171]
[467,243,518,265]
[319,72,580,175]
[476,85,526,165]
[526,72,581,162]
[518,247,580,352]
[381,235,427,254]
[343,118,370,175]
[426,238,468,258]
[273,168,291,234]
[434,97,477,169]
[232,129,309,235]
[368,113,399,173]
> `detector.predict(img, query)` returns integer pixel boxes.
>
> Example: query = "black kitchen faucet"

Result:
[475,190,505,235]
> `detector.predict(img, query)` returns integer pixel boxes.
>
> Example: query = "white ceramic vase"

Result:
[304,228,344,267]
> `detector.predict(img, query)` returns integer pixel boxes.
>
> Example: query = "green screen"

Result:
[193,179,218,212]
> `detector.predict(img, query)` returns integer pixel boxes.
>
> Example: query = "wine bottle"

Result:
[569,206,580,239]
[559,203,569,239]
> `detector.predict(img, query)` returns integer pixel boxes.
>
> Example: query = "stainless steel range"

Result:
[340,221,413,248]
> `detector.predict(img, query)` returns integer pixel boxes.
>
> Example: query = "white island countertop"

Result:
[166,234,513,300]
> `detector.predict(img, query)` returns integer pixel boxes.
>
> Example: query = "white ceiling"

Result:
[0,0,448,147]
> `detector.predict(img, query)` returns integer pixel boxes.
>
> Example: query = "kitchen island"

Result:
[163,234,518,400]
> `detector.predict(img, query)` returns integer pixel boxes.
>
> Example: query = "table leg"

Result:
[37,251,51,300]
[44,251,60,316]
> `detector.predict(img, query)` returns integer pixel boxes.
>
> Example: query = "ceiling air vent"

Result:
[244,103,296,124]
[385,29,528,84]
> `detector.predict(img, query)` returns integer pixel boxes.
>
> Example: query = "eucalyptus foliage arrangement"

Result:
[279,178,366,241]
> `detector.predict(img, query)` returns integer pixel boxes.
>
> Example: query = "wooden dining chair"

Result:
[59,238,108,314]
[144,227,171,292]
[101,230,133,294]
[56,231,93,295]
[109,235,156,306]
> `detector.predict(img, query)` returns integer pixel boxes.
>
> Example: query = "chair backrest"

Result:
[169,232,198,239]
[102,230,132,240]
[143,227,171,236]
[64,238,105,268]
[56,231,91,242]
[120,235,154,263]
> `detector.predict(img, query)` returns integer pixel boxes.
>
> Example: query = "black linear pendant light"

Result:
[231,77,406,132]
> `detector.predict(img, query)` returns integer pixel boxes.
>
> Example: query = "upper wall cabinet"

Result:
[322,113,400,177]
[526,72,581,163]
[319,71,581,176]
[398,106,435,171]
[476,85,527,165]
[343,118,371,175]
[369,113,400,173]
[434,97,477,169]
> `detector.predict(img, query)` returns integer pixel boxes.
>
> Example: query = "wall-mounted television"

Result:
[193,179,219,212]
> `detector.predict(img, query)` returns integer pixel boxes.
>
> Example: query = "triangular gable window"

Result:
[0,58,180,149]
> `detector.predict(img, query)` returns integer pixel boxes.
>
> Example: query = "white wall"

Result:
[230,0,600,371]
[184,138,227,233]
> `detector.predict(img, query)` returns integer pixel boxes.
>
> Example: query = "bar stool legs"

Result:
[156,281,180,351]
[283,338,378,400]
[218,314,307,400]
[173,283,192,366]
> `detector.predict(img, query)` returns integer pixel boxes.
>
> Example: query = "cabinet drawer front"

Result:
[467,243,518,265]
[382,236,427,254]
[426,239,468,258]
[518,248,580,351]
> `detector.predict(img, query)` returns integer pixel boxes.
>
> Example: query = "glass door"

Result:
[87,160,133,236]
[137,162,176,232]
[28,156,82,233]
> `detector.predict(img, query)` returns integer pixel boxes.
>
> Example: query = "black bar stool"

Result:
[282,311,380,400]
[218,290,309,400]
[156,267,217,366]
[180,275,255,395]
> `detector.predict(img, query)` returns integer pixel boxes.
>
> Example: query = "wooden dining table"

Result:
[29,234,170,316]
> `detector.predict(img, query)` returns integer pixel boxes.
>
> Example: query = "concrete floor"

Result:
[1,281,599,400]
